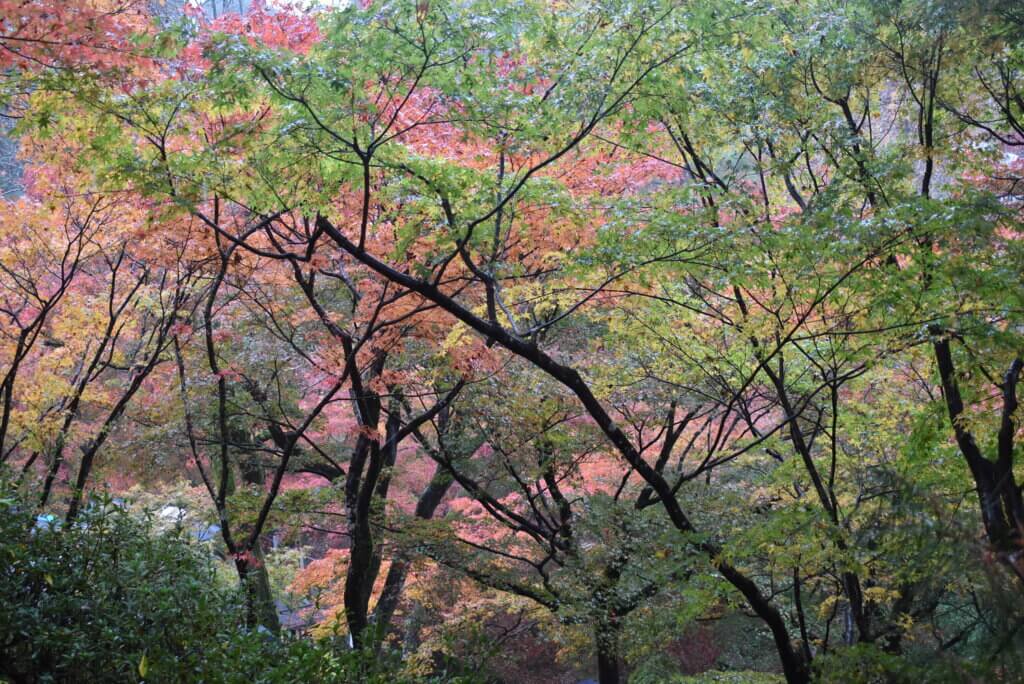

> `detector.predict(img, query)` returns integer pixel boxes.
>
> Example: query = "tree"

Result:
[5,0,1024,680]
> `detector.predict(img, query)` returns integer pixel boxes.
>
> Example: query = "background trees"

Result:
[2,0,1023,682]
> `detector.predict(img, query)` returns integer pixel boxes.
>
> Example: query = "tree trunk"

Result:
[595,620,621,684]
[934,340,1024,583]
[344,508,374,647]
[235,448,280,633]
[236,550,280,632]
[372,463,454,648]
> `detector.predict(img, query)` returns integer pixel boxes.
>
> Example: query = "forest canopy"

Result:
[2,0,1024,682]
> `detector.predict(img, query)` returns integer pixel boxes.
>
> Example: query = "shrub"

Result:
[0,488,427,683]
[0,491,244,682]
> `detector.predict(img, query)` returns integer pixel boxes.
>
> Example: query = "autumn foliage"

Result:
[2,1,1024,683]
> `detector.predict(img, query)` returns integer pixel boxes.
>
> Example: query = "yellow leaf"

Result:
[138,654,148,679]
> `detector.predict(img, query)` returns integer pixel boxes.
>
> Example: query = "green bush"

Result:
[655,672,783,684]
[0,489,422,683]
[0,491,239,682]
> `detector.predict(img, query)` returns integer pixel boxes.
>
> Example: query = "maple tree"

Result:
[0,0,148,72]
[2,0,1024,683]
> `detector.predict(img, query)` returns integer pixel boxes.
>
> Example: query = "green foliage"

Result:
[0,485,425,683]
[0,489,234,682]
[647,672,783,684]
[5,0,1024,680]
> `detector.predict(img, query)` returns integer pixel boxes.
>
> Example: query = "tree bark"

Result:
[235,445,281,633]
[934,339,1024,583]
[235,550,280,632]
[595,619,622,684]
[372,463,454,647]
